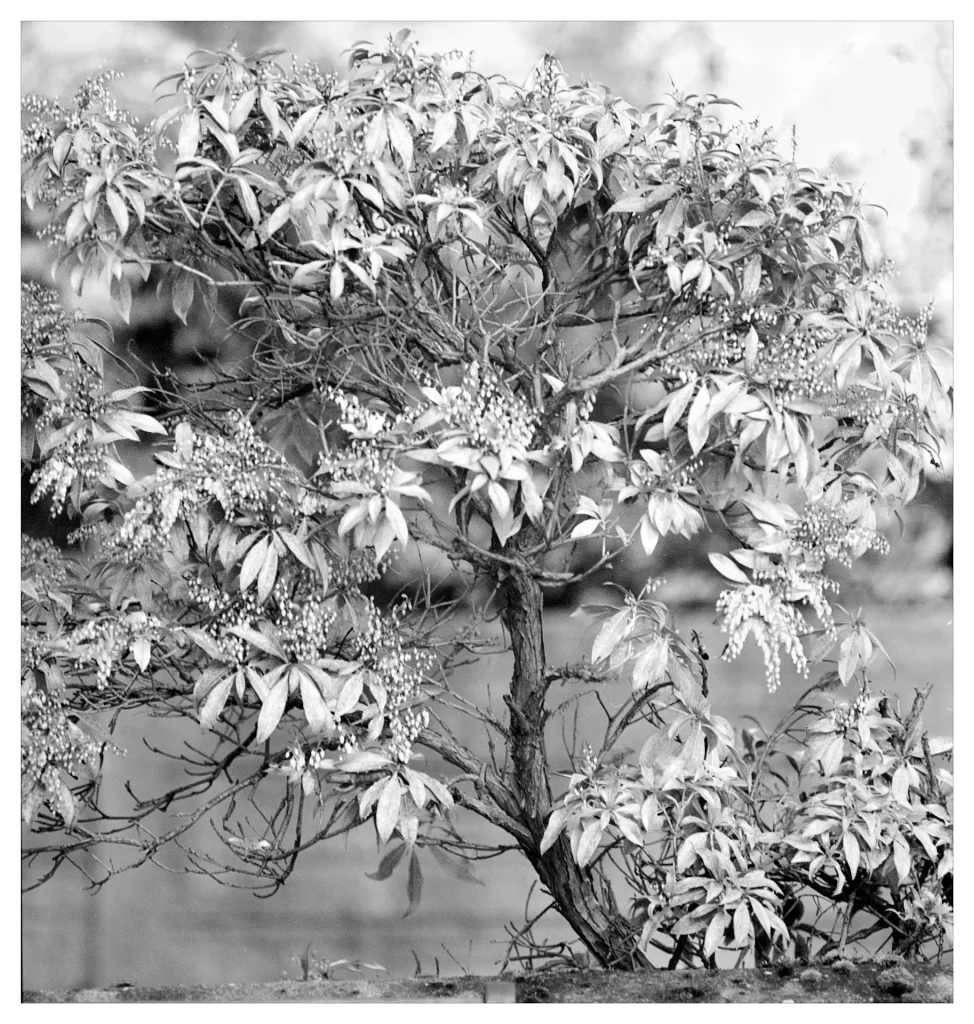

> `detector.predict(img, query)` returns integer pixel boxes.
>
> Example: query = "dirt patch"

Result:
[24,960,952,1003]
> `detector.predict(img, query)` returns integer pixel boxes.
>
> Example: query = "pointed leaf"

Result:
[663,380,696,438]
[239,535,270,593]
[708,552,750,585]
[429,845,485,885]
[540,806,571,856]
[403,849,424,917]
[575,820,603,868]
[256,537,279,604]
[299,671,335,735]
[199,674,235,731]
[254,678,288,743]
[376,776,403,844]
[687,382,712,454]
[339,750,394,773]
[592,608,631,664]
[335,671,364,717]
[366,841,407,881]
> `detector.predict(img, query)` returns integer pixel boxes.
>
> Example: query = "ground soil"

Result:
[24,959,952,1003]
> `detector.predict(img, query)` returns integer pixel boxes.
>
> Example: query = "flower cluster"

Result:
[30,434,112,515]
[716,583,809,692]
[22,683,117,829]
[754,560,838,647]
[63,609,162,689]
[418,361,538,456]
[791,495,889,568]
[829,683,875,734]
[308,390,429,562]
[352,600,433,763]
[388,705,431,763]
[112,415,294,559]
[275,594,338,665]
[21,536,68,593]
[410,362,547,543]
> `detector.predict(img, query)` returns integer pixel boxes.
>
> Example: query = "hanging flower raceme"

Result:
[716,583,810,692]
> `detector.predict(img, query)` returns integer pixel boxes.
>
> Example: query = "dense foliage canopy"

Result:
[22,34,951,968]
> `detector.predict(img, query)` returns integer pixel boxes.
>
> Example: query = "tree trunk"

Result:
[500,554,650,969]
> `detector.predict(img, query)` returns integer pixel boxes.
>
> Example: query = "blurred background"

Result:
[21,21,952,991]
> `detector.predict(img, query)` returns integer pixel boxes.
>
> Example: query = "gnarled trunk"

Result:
[500,556,650,969]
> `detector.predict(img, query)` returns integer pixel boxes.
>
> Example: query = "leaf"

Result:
[172,273,195,325]
[335,671,364,717]
[403,849,424,917]
[366,841,407,881]
[105,188,129,237]
[631,635,668,691]
[228,87,258,133]
[430,111,457,152]
[749,171,773,205]
[687,382,712,454]
[109,274,133,324]
[131,638,151,672]
[199,674,235,731]
[663,380,696,437]
[742,257,762,301]
[291,104,322,147]
[704,911,726,958]
[708,552,750,585]
[819,736,845,777]
[735,208,773,229]
[383,498,409,548]
[893,837,911,885]
[856,217,883,271]
[540,806,571,855]
[339,750,394,773]
[299,671,335,735]
[256,536,279,604]
[330,262,345,301]
[591,608,631,664]
[655,195,687,243]
[731,902,751,948]
[607,192,652,215]
[177,112,201,162]
[376,776,402,844]
[523,173,543,220]
[611,181,679,216]
[891,764,911,805]
[235,177,261,227]
[386,113,413,169]
[239,535,270,593]
[429,845,485,885]
[575,820,603,868]
[614,813,644,846]
[256,678,289,743]
[838,632,862,685]
[228,624,284,659]
[279,530,316,569]
[843,831,860,879]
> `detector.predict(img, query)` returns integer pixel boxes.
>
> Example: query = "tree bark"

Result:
[500,550,650,969]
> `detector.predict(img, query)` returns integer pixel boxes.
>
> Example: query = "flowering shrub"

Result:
[22,34,950,969]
